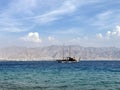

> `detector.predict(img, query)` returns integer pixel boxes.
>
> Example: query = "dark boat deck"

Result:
[57,57,79,63]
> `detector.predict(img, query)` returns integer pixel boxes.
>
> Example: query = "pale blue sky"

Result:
[0,0,120,47]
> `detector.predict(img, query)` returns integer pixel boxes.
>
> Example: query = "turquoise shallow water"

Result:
[0,61,120,90]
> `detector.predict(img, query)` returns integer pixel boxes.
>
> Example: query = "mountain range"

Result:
[0,45,120,61]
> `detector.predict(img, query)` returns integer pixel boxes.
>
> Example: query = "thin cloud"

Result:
[0,0,79,32]
[0,16,29,32]
[0,0,107,33]
[4,0,37,16]
[29,0,102,24]
[87,9,120,30]
[0,0,38,33]
[50,28,81,35]
[32,0,79,23]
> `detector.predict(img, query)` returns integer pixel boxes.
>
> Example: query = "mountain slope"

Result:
[0,45,120,61]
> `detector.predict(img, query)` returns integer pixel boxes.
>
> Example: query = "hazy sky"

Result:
[0,0,120,47]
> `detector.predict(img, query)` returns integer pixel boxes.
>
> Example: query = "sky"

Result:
[0,0,120,47]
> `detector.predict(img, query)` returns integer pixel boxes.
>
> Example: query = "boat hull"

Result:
[56,60,78,63]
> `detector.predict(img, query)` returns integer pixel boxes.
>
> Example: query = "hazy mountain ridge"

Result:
[0,45,120,61]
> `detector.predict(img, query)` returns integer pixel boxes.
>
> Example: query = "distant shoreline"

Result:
[0,59,120,62]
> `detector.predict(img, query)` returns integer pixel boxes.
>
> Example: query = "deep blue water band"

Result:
[0,61,120,90]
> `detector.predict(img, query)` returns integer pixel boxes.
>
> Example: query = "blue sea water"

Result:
[0,61,120,90]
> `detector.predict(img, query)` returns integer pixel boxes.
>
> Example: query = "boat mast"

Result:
[62,44,64,60]
[69,46,71,57]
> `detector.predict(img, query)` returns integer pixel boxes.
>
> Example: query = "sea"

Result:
[0,61,120,90]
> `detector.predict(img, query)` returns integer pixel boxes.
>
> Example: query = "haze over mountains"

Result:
[0,45,120,61]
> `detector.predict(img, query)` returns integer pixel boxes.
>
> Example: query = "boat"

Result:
[56,45,80,63]
[57,57,80,63]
